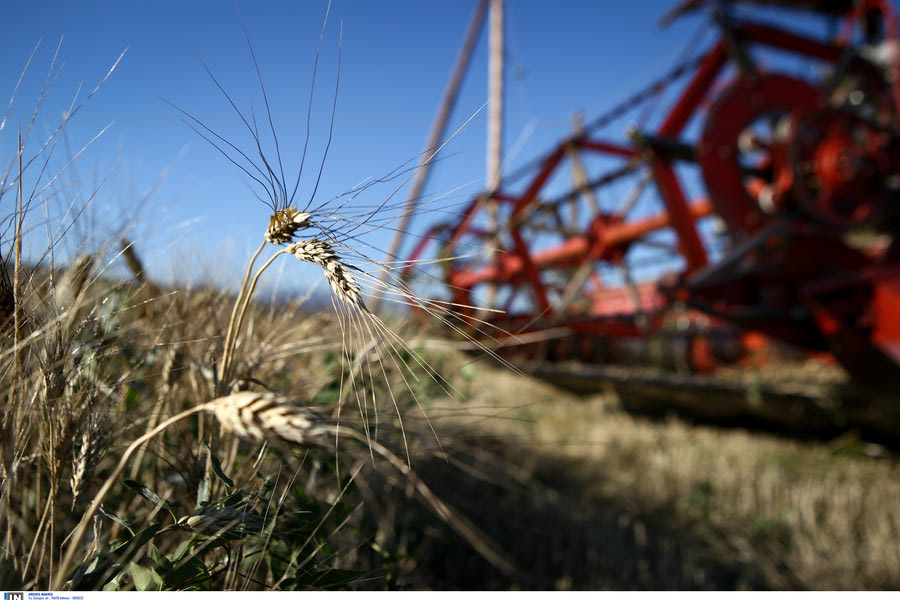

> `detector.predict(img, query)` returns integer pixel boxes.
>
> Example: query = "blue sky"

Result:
[0,0,839,295]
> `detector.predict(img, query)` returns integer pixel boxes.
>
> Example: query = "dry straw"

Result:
[55,14,515,587]
[209,392,518,577]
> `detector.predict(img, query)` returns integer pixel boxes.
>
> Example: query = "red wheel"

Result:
[698,73,822,236]
[790,108,892,229]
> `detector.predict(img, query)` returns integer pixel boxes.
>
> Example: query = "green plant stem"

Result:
[54,404,208,590]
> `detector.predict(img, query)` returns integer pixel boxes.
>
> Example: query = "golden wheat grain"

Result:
[287,239,364,310]
[204,390,338,449]
[265,207,312,245]
[119,239,147,284]
[69,424,99,509]
[51,255,94,317]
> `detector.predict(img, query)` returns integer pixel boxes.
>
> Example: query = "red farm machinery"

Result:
[401,0,900,420]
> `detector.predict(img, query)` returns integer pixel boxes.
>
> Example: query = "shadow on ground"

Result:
[381,435,801,591]
[346,349,900,590]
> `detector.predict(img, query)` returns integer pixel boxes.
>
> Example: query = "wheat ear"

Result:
[219,234,365,393]
[205,391,518,577]
[287,239,364,311]
[219,210,318,393]
[58,390,518,587]
[265,207,312,245]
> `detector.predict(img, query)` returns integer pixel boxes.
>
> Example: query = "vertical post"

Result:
[487,0,504,193]
[567,113,600,216]
[482,0,505,311]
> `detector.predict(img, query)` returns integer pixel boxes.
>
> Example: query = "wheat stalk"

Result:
[219,212,365,394]
[219,207,313,394]
[55,403,207,588]
[146,16,522,586]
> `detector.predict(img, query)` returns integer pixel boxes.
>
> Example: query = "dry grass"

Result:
[5,234,899,590]
[405,349,900,590]
[4,255,502,590]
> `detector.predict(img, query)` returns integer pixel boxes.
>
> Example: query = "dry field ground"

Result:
[403,347,900,590]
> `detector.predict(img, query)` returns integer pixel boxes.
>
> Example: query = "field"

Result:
[1,256,898,590]
[2,23,899,591]
[416,351,900,589]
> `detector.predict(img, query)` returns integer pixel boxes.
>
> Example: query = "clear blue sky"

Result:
[0,0,832,294]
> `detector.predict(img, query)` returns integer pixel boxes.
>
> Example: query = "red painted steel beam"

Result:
[658,40,728,137]
[610,198,713,243]
[576,138,641,158]
[735,22,844,63]
[510,227,552,313]
[446,194,487,252]
[450,200,713,289]
[872,277,900,366]
[650,159,708,272]
[511,145,568,220]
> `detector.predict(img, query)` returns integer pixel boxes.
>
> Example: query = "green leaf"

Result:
[124,480,179,517]
[167,538,195,564]
[101,570,127,591]
[123,386,141,409]
[149,543,174,573]
[74,524,164,590]
[196,475,210,510]
[112,524,164,565]
[0,556,23,589]
[205,444,234,488]
[131,563,164,591]
[163,555,211,590]
[97,504,135,536]
[460,362,477,381]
